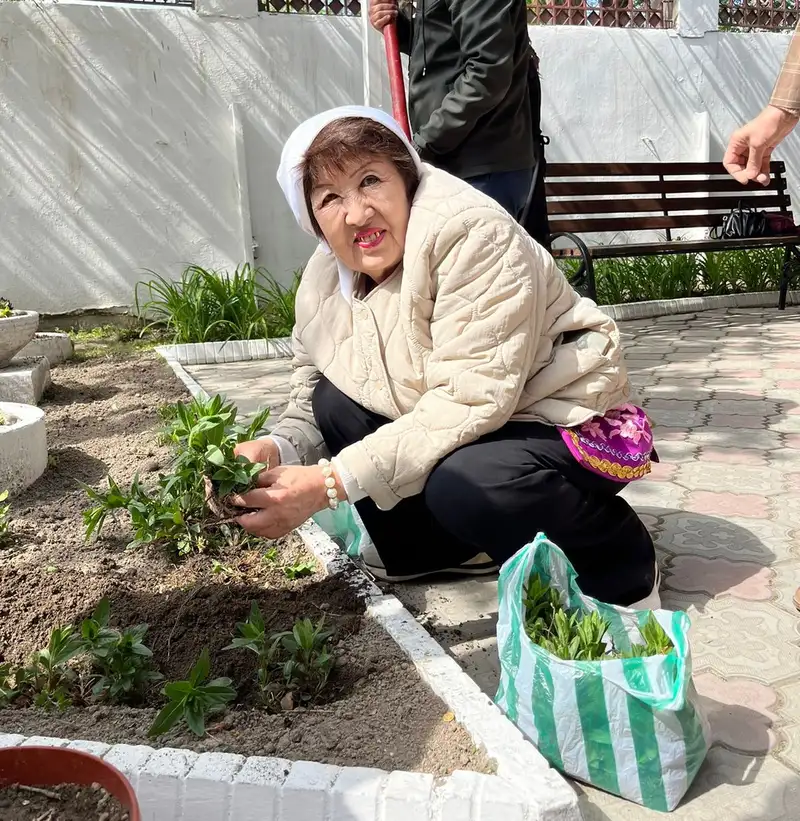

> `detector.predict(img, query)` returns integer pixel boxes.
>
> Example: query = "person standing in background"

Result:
[723,22,800,185]
[369,0,537,224]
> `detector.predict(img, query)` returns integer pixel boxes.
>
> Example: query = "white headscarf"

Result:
[276,105,423,302]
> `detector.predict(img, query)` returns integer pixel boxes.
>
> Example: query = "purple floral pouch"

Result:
[559,403,655,483]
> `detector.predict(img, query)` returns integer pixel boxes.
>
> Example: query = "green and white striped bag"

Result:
[495,533,710,812]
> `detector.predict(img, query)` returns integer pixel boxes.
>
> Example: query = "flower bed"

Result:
[0,351,491,776]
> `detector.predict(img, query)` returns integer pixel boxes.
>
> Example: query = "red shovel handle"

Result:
[383,21,412,140]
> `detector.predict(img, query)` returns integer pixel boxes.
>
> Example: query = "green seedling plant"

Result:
[24,625,85,710]
[0,298,13,318]
[0,490,11,547]
[82,395,271,559]
[282,560,315,580]
[277,617,335,702]
[148,649,237,738]
[226,603,335,709]
[225,601,284,706]
[80,598,162,703]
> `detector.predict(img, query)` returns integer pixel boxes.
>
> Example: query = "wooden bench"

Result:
[544,161,800,309]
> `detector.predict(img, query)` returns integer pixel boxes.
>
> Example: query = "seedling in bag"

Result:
[524,573,674,661]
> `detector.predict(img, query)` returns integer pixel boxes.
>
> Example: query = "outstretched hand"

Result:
[723,105,799,186]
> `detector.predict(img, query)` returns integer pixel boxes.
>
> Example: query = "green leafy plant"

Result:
[135,264,300,343]
[226,604,335,709]
[82,395,270,559]
[0,663,23,707]
[560,247,786,306]
[0,298,13,318]
[523,573,673,662]
[148,649,237,738]
[276,617,335,702]
[24,625,85,709]
[225,601,283,706]
[0,490,11,547]
[80,598,162,703]
[282,560,316,580]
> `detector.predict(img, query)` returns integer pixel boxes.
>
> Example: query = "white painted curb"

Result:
[0,732,578,821]
[0,401,47,494]
[156,338,292,366]
[599,289,800,321]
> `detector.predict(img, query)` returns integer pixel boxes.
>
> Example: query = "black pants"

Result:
[312,377,656,606]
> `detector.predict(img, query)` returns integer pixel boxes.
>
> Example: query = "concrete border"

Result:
[0,732,577,821]
[155,338,292,366]
[599,289,800,321]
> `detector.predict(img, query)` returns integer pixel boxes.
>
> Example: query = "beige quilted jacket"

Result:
[272,165,630,510]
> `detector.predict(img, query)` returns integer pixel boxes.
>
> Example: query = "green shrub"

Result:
[135,264,300,343]
[559,247,786,305]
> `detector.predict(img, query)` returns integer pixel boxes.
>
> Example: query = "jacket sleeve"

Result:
[771,22,800,114]
[270,327,329,466]
[414,0,517,157]
[397,1,414,54]
[336,211,547,510]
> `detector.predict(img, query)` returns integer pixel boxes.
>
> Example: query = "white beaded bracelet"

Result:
[318,458,340,510]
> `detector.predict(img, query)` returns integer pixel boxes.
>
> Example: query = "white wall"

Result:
[0,0,390,314]
[1,0,799,314]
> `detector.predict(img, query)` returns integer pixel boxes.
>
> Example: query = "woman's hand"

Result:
[231,465,345,540]
[234,437,280,469]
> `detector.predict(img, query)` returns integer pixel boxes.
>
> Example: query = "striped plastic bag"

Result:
[495,533,710,812]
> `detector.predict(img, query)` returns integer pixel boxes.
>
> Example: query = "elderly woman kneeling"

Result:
[234,106,659,608]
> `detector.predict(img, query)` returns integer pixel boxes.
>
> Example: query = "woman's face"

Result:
[310,156,410,283]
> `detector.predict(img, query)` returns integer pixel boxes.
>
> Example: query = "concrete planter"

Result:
[17,332,74,367]
[0,310,40,368]
[0,402,47,494]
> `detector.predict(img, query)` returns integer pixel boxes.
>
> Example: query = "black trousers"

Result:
[312,377,656,606]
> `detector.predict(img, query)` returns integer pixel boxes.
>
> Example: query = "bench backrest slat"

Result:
[545,161,791,236]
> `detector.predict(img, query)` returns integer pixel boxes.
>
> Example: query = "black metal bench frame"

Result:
[544,161,800,310]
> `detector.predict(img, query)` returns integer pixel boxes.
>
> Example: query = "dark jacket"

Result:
[396,0,535,180]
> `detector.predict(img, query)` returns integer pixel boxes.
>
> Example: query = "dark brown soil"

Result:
[0,782,128,821]
[0,351,493,776]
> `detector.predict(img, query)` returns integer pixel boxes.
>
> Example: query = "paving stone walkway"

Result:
[185,307,800,819]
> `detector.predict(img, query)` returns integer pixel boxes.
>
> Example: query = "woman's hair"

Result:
[301,117,420,238]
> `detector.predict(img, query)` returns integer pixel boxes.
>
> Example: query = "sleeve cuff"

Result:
[332,456,367,504]
[268,435,301,467]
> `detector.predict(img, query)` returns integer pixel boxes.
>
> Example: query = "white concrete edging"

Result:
[156,338,292,366]
[0,522,580,821]
[599,289,800,321]
[0,401,47,494]
[0,732,575,821]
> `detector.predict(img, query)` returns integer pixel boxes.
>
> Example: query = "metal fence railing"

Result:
[258,0,360,13]
[719,0,799,30]
[527,0,674,28]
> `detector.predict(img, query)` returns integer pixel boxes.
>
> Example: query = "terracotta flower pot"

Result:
[0,746,141,821]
